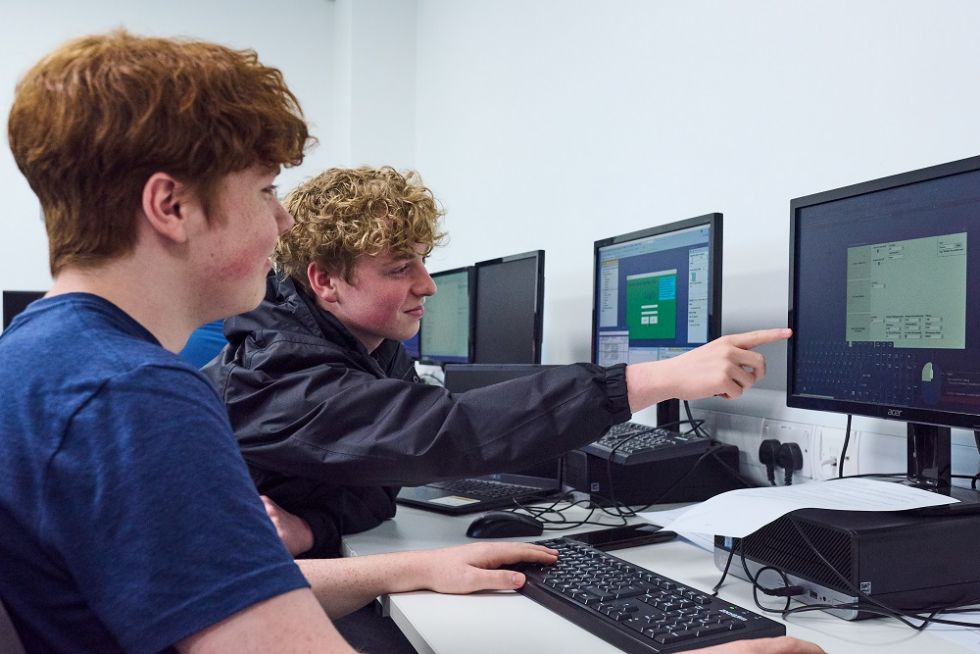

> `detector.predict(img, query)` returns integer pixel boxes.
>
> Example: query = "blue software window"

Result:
[593,217,720,367]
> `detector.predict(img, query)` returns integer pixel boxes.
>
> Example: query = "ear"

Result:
[140,172,194,244]
[307,261,343,304]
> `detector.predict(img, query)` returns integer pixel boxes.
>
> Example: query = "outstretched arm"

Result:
[626,328,792,412]
[296,542,558,618]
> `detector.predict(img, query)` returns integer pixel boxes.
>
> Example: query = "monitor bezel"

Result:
[472,250,545,365]
[418,265,475,365]
[787,154,980,430]
[2,290,46,330]
[590,213,724,365]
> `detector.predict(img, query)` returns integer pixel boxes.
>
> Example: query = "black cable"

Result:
[707,448,757,489]
[683,400,709,439]
[509,419,744,531]
[711,543,736,596]
[601,419,701,514]
[509,490,631,531]
[839,414,852,479]
[621,444,729,516]
[830,472,906,480]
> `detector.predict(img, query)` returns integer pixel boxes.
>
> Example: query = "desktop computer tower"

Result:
[712,508,980,620]
[563,444,742,505]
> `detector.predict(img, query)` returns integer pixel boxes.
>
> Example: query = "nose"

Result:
[416,266,437,298]
[275,202,294,235]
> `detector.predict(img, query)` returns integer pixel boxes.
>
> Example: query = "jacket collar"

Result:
[274,272,405,373]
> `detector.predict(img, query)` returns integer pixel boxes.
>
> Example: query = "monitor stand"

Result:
[905,422,980,513]
[656,398,680,429]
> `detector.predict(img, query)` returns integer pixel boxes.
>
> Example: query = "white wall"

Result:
[409,0,980,482]
[0,0,338,294]
[2,1,978,483]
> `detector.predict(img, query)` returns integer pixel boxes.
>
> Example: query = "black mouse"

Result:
[466,511,544,538]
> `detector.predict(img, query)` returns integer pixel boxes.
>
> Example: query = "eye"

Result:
[263,185,280,199]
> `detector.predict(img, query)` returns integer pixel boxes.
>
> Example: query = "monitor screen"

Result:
[592,214,723,367]
[788,156,980,430]
[419,267,472,364]
[472,250,545,364]
[2,291,45,330]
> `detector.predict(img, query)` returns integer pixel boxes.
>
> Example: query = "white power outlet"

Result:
[761,419,814,481]
[816,427,859,480]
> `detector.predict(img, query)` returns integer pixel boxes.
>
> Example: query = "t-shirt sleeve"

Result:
[39,364,309,654]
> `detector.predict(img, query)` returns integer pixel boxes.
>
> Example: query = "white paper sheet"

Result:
[636,506,716,552]
[654,478,959,538]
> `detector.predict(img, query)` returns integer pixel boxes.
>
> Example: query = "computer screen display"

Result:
[472,251,545,364]
[419,267,472,364]
[788,156,980,429]
[592,214,722,367]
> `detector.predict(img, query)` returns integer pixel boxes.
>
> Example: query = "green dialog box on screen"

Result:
[625,270,677,340]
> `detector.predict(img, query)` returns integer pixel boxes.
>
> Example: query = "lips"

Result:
[406,306,425,318]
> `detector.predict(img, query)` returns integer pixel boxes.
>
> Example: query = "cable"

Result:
[750,517,979,629]
[601,419,701,513]
[776,442,803,485]
[759,439,780,486]
[839,414,852,479]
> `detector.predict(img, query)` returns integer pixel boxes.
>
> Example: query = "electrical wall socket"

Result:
[761,419,814,481]
[816,427,859,480]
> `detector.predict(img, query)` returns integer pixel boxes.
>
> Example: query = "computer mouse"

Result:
[466,511,544,539]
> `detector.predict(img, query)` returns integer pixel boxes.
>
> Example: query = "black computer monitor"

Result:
[592,214,722,427]
[2,290,46,330]
[472,250,545,364]
[591,214,723,366]
[788,154,980,500]
[419,266,473,364]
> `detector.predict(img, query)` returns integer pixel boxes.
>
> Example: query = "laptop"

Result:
[396,364,563,515]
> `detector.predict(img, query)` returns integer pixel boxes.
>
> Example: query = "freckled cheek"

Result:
[210,238,271,282]
[363,292,408,328]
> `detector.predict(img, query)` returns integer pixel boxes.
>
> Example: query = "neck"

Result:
[311,294,383,353]
[50,256,202,352]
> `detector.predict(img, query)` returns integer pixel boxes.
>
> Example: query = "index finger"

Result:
[480,542,559,567]
[726,328,792,350]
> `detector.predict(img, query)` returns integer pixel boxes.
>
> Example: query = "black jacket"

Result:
[203,273,632,556]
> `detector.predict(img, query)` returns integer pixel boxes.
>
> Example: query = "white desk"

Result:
[343,505,980,653]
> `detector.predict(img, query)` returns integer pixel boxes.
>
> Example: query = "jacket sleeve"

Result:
[214,340,633,487]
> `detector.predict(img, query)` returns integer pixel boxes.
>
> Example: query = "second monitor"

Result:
[472,250,545,364]
[419,266,473,364]
[592,213,723,367]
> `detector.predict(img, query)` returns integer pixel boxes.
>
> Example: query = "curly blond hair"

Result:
[276,167,445,289]
[9,30,310,275]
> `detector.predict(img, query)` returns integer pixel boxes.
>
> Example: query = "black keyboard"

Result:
[430,478,541,500]
[583,424,712,465]
[512,538,785,653]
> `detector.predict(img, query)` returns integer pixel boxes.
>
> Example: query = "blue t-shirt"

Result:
[0,294,309,653]
[178,320,227,368]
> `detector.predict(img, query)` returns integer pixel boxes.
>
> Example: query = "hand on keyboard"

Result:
[411,541,558,594]
[694,636,825,654]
